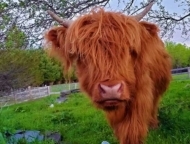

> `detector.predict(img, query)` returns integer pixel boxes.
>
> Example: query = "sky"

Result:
[107,0,190,46]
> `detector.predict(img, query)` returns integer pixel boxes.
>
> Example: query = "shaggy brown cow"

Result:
[45,2,171,144]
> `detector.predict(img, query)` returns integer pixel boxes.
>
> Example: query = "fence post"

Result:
[13,92,17,104]
[188,67,190,78]
[47,86,51,95]
[28,86,32,100]
[68,83,71,90]
[38,87,41,97]
[75,83,77,89]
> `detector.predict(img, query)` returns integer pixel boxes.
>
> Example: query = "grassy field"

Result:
[172,73,190,80]
[50,83,79,92]
[0,80,190,144]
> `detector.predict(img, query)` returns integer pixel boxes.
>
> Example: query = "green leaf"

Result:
[0,133,6,144]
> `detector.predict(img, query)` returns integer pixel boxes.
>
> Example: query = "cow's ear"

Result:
[45,26,67,49]
[45,26,72,71]
[139,21,159,36]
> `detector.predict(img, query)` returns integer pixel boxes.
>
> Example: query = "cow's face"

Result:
[74,39,137,111]
[63,13,144,111]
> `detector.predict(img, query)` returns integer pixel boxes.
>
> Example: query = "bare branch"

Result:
[150,13,190,22]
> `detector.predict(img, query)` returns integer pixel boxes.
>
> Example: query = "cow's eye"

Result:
[129,47,137,58]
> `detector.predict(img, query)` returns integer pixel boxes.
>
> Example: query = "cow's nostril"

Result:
[99,83,123,99]
[99,84,106,94]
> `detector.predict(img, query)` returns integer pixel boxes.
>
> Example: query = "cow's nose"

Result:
[99,83,123,99]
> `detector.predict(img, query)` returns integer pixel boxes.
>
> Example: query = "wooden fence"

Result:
[0,86,50,107]
[171,67,190,79]
[0,83,79,107]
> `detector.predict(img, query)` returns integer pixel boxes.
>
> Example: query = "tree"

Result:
[0,0,189,48]
[39,52,63,85]
[4,26,27,49]
[0,49,43,96]
[166,42,190,68]
[0,27,42,96]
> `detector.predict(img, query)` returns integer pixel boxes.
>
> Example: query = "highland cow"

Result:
[45,2,171,144]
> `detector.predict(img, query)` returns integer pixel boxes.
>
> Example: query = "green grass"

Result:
[0,94,117,144]
[50,83,79,92]
[0,80,190,144]
[146,80,190,144]
[172,73,190,80]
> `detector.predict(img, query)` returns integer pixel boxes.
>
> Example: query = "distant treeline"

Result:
[165,42,190,68]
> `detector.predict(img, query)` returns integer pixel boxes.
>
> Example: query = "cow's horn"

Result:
[133,1,154,21]
[47,10,72,28]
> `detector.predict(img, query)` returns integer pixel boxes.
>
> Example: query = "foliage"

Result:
[0,0,189,48]
[39,51,63,85]
[38,50,78,85]
[0,80,190,144]
[0,49,43,96]
[0,48,77,94]
[4,26,27,49]
[166,42,190,68]
[0,22,43,96]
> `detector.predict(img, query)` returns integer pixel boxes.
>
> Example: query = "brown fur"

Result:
[45,9,172,144]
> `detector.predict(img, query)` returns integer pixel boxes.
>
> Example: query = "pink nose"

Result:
[99,83,123,99]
